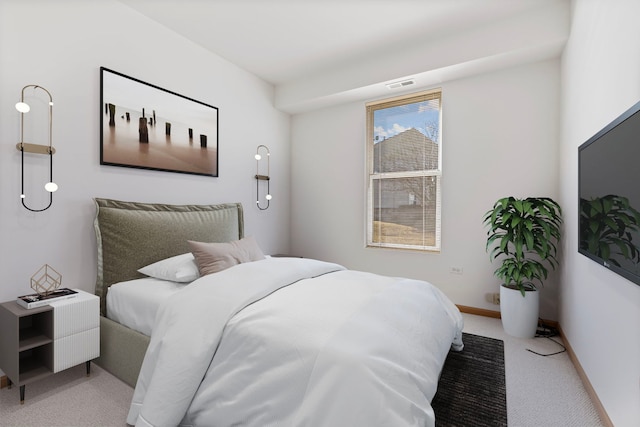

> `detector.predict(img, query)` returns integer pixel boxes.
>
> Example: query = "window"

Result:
[366,89,442,251]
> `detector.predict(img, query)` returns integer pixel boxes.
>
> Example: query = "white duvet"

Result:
[127,257,464,427]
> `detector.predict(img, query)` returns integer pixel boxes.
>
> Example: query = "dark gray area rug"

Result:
[431,333,507,427]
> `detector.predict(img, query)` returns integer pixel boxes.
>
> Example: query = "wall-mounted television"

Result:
[578,100,640,287]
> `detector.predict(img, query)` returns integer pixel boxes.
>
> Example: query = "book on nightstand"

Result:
[16,288,78,309]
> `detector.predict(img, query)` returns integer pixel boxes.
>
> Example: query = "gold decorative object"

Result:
[30,264,62,296]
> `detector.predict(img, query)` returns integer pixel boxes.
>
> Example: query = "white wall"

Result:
[0,0,291,305]
[291,59,561,319]
[4,2,635,424]
[559,1,640,425]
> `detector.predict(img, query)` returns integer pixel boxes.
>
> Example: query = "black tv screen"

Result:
[578,100,640,287]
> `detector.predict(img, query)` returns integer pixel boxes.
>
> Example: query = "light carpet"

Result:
[0,364,132,427]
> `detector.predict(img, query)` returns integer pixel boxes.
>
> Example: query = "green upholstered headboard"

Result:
[93,198,244,316]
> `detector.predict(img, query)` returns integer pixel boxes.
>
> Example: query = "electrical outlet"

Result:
[449,267,463,275]
[492,293,500,305]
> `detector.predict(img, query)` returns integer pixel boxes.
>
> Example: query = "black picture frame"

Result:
[100,67,219,177]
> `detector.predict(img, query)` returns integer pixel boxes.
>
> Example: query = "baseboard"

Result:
[456,305,560,329]
[456,305,501,318]
[0,375,7,389]
[557,325,614,427]
[457,305,612,427]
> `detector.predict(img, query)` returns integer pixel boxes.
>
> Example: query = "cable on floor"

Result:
[526,319,567,357]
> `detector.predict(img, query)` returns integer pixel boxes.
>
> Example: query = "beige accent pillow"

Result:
[188,236,265,276]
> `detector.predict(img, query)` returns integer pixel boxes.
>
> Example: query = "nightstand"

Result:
[0,289,99,403]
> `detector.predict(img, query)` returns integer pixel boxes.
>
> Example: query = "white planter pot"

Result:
[500,284,539,338]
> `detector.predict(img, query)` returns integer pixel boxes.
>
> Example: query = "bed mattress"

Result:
[106,278,186,336]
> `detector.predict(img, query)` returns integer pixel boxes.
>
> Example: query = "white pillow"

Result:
[138,253,200,283]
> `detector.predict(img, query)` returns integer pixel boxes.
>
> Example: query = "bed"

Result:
[93,198,245,388]
[92,198,464,427]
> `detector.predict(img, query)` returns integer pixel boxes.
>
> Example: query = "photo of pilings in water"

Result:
[101,68,218,176]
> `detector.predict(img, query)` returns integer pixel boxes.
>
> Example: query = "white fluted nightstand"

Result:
[0,289,99,403]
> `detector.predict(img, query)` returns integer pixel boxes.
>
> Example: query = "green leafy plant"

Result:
[580,195,640,266]
[483,197,562,296]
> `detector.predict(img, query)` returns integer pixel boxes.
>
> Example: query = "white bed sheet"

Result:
[106,278,186,336]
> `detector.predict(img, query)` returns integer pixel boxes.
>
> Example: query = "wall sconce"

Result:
[254,145,271,210]
[15,85,57,212]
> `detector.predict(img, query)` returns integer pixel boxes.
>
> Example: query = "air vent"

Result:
[386,79,415,89]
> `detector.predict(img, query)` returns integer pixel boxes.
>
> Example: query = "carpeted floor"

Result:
[432,332,507,427]
[0,363,133,426]
[1,316,603,426]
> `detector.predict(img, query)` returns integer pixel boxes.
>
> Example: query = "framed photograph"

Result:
[100,67,218,176]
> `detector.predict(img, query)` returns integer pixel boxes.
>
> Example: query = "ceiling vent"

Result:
[386,79,415,89]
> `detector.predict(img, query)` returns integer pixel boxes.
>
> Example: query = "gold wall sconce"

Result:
[255,145,271,210]
[15,85,58,212]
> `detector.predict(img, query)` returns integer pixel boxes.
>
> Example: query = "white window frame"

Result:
[365,89,442,252]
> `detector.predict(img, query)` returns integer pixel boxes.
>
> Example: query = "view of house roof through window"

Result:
[366,90,442,251]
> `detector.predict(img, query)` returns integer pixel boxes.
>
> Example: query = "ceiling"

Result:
[118,0,570,113]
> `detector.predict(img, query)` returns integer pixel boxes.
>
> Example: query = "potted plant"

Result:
[483,197,562,338]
